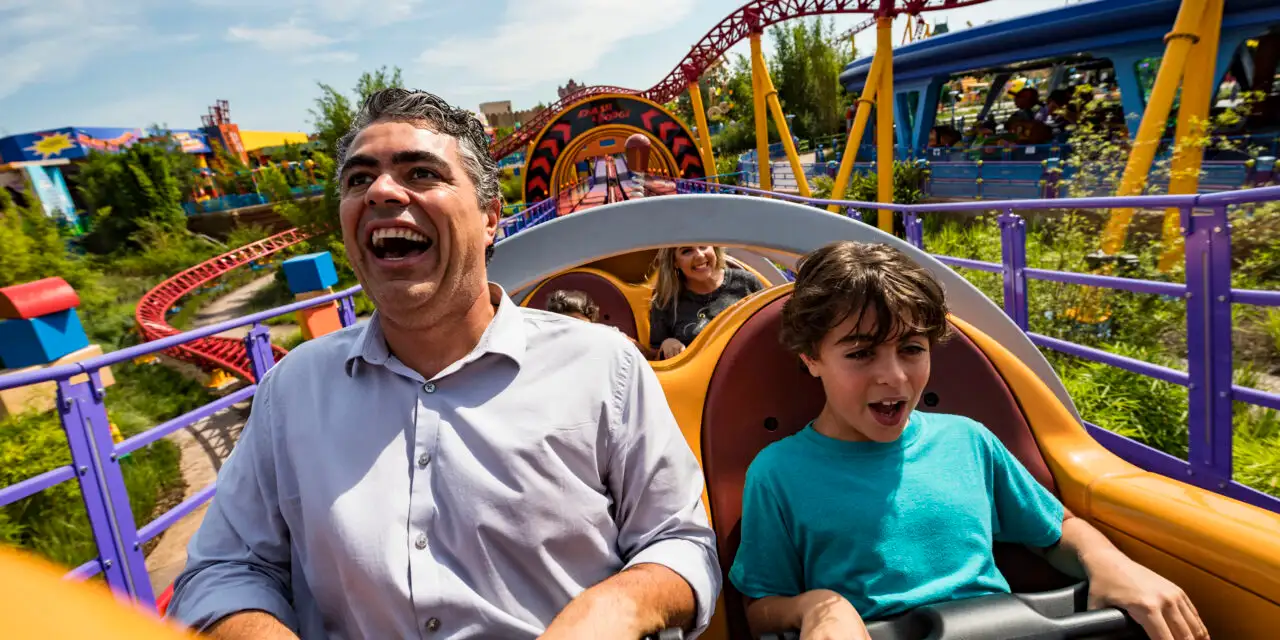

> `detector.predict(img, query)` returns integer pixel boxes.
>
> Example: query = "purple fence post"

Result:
[999,209,1030,330]
[1182,203,1235,489]
[244,323,276,381]
[844,205,862,222]
[905,212,924,249]
[337,296,357,327]
[57,372,155,604]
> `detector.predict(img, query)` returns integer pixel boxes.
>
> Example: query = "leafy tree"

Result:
[768,17,854,139]
[310,66,405,154]
[75,139,192,252]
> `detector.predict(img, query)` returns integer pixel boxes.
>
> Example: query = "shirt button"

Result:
[423,382,436,393]
[425,617,441,632]
[417,452,430,468]
[415,533,427,550]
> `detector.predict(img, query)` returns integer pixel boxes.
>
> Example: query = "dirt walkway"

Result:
[194,274,300,343]
[142,274,370,592]
[144,275,282,593]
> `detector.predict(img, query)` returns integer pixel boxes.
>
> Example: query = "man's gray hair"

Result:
[336,88,501,208]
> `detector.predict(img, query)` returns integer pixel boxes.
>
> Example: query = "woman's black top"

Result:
[648,266,765,349]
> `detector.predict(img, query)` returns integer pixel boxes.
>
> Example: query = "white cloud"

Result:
[419,0,695,92]
[227,22,335,52]
[0,1,145,101]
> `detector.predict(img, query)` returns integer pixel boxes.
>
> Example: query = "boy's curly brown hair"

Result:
[780,241,950,357]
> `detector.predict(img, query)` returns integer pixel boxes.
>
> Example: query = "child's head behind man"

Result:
[545,289,599,323]
[780,241,950,444]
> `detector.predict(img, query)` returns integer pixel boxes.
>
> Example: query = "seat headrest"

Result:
[525,271,640,341]
[701,292,1058,572]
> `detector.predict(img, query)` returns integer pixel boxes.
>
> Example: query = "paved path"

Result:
[143,274,372,593]
[144,276,282,593]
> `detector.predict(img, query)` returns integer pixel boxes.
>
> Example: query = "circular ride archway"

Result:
[522,93,706,203]
[551,125,680,192]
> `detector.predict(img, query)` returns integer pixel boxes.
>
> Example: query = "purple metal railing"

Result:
[0,178,1278,608]
[673,178,1280,514]
[0,287,361,605]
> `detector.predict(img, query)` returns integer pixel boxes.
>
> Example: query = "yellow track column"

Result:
[750,31,772,192]
[828,17,890,213]
[876,15,896,233]
[755,42,812,197]
[687,81,718,182]
[1101,0,1210,254]
[1158,0,1224,271]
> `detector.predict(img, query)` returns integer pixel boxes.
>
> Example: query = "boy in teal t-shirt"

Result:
[729,241,1207,640]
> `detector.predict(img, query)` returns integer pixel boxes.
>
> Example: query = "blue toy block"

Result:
[281,251,339,295]
[0,309,89,369]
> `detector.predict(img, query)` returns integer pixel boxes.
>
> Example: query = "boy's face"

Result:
[800,311,932,443]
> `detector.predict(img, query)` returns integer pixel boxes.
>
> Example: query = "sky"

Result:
[0,0,1075,137]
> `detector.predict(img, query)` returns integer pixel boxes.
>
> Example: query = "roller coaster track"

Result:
[485,0,990,161]
[134,228,311,382]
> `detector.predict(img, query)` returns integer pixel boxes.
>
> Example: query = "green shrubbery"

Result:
[922,210,1280,496]
[0,139,229,567]
[0,360,211,567]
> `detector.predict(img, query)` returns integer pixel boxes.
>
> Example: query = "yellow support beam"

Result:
[749,32,773,192]
[1100,0,1210,255]
[752,37,812,197]
[687,81,718,182]
[828,16,891,213]
[876,16,896,233]
[1158,0,1224,272]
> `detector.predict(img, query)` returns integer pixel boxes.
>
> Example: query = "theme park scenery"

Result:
[1,2,1280,639]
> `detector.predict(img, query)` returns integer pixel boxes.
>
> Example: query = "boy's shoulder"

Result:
[914,410,997,446]
[746,429,814,478]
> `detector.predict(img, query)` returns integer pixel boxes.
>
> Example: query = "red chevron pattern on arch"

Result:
[485,0,992,161]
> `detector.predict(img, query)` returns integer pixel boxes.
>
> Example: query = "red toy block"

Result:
[0,277,80,320]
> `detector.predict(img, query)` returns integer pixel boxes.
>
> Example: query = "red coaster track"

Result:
[485,0,991,161]
[134,229,310,382]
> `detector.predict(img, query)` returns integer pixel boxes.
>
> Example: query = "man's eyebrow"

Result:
[390,150,448,167]
[338,154,377,178]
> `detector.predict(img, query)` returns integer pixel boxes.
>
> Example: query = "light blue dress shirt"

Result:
[168,284,721,639]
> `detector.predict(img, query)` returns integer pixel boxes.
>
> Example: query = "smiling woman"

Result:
[648,245,765,360]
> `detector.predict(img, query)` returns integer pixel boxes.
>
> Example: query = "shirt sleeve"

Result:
[608,342,722,635]
[166,370,298,633]
[648,300,673,350]
[984,427,1065,549]
[727,455,805,599]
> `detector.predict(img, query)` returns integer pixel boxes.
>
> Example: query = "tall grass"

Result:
[923,213,1280,497]
[0,361,212,567]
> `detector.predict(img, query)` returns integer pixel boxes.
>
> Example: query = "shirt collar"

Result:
[344,283,526,377]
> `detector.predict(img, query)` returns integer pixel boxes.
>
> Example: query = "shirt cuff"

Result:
[625,537,721,638]
[170,571,298,633]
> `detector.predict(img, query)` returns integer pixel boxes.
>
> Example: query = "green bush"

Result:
[499,168,522,205]
[0,361,207,568]
[923,213,1279,498]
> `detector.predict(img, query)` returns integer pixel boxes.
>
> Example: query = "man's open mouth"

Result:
[369,227,434,261]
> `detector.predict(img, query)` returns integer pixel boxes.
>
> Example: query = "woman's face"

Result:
[674,246,719,282]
